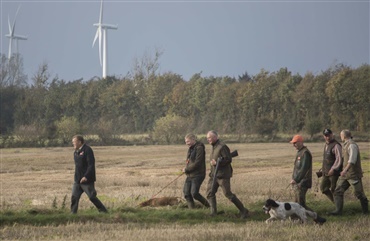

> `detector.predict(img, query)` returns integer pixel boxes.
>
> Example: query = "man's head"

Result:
[185,133,196,147]
[206,130,218,145]
[340,129,352,142]
[72,135,84,150]
[289,134,304,150]
[323,128,333,143]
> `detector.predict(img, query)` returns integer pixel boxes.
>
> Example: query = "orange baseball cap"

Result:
[290,135,303,143]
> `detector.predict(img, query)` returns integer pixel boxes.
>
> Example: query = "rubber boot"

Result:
[360,198,369,214]
[208,197,217,216]
[196,195,210,208]
[328,196,343,216]
[314,215,327,225]
[186,200,195,209]
[323,190,334,203]
[231,196,249,219]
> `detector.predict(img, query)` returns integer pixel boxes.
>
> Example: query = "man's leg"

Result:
[81,183,108,213]
[351,179,369,214]
[206,177,218,216]
[183,177,195,209]
[191,176,209,208]
[320,176,334,203]
[220,179,248,219]
[71,183,83,214]
[329,177,350,215]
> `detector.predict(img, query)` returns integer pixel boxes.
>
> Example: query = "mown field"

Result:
[1,142,369,241]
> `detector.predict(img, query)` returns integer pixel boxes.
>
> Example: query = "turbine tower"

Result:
[6,5,28,59]
[93,0,118,79]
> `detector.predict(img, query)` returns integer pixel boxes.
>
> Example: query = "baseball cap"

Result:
[323,129,332,136]
[290,135,303,143]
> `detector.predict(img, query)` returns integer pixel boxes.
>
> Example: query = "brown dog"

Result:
[139,197,182,207]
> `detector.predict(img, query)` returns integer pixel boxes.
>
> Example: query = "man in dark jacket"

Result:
[320,129,343,203]
[205,130,248,219]
[71,135,107,214]
[182,133,210,209]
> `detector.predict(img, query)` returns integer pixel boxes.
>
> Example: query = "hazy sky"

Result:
[1,0,369,82]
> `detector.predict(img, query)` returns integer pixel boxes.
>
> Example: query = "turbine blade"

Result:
[99,0,103,24]
[12,5,21,34]
[92,28,99,47]
[98,28,102,66]
[8,15,13,35]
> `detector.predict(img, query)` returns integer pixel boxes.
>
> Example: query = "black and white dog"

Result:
[263,199,326,224]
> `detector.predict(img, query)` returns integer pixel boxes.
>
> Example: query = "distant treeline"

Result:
[0,61,369,147]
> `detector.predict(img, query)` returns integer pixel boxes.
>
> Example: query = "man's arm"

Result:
[329,144,343,173]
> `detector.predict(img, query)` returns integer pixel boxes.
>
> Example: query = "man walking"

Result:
[71,135,108,214]
[205,130,248,219]
[320,129,343,203]
[329,130,369,215]
[182,133,210,209]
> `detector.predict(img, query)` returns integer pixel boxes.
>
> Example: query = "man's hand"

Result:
[328,169,334,176]
[210,159,217,166]
[80,177,87,183]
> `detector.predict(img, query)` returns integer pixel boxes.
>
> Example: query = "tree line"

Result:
[0,53,369,147]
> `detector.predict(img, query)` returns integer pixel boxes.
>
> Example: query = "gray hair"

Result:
[185,133,197,141]
[72,135,85,144]
[340,129,352,139]
[207,130,218,138]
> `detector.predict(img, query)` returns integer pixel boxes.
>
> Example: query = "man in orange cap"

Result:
[289,135,327,224]
[289,134,313,211]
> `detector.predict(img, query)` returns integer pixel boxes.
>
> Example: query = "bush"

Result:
[152,114,189,144]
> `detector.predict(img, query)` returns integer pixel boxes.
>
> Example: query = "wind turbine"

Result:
[92,0,118,79]
[6,5,28,59]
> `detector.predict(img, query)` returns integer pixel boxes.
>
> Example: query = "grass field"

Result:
[1,142,369,240]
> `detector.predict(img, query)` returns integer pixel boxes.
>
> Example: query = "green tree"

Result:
[55,116,81,144]
[152,114,188,144]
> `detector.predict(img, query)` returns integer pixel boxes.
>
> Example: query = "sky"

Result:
[1,0,369,82]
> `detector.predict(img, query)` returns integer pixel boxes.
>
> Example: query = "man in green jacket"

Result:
[182,133,210,209]
[290,135,313,211]
[329,129,369,215]
[205,130,248,219]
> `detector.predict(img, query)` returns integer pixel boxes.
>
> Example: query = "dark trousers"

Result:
[71,182,107,213]
[293,185,313,211]
[183,175,206,202]
[206,177,235,200]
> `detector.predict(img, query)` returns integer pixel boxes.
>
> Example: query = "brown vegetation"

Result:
[1,142,369,240]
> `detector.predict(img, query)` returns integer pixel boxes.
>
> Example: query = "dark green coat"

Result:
[184,141,206,178]
[209,140,233,179]
[292,146,312,188]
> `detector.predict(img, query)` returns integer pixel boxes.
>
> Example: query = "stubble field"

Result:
[1,142,369,240]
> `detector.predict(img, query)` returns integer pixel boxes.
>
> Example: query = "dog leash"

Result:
[151,172,185,199]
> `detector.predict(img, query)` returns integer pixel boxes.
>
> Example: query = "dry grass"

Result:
[1,142,369,240]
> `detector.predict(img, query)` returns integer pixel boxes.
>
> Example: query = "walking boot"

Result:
[328,196,343,216]
[230,196,249,219]
[208,197,217,216]
[323,190,334,203]
[196,195,210,208]
[314,215,327,225]
[186,200,195,209]
[360,198,369,215]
